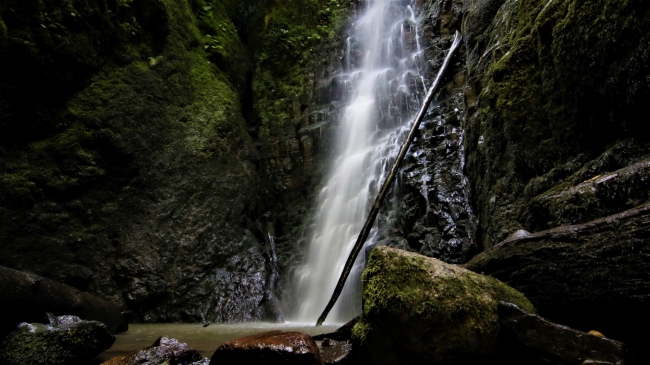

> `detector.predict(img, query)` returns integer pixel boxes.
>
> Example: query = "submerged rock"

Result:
[465,202,650,359]
[320,339,354,365]
[0,315,115,365]
[209,330,321,365]
[314,319,358,365]
[352,246,534,365]
[101,337,205,365]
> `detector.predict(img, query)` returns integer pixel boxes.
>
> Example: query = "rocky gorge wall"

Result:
[279,0,650,359]
[463,0,650,248]
[460,0,650,356]
[1,3,650,360]
[0,0,353,323]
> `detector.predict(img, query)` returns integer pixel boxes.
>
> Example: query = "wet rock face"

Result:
[462,0,650,248]
[0,315,115,365]
[465,203,650,360]
[210,330,322,365]
[382,0,477,264]
[254,31,345,311]
[353,246,534,365]
[102,337,205,365]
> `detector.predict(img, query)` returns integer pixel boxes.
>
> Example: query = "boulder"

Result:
[313,319,357,365]
[498,302,633,365]
[352,246,534,365]
[526,158,650,231]
[320,339,354,365]
[0,266,127,337]
[101,337,206,365]
[465,203,650,356]
[209,330,321,365]
[0,315,115,365]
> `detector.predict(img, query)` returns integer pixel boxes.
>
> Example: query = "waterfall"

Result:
[291,0,428,324]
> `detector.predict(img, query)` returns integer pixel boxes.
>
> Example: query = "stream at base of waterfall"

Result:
[94,323,339,362]
[291,0,429,324]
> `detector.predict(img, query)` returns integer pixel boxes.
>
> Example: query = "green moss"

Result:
[251,0,349,137]
[353,247,534,359]
[464,0,650,246]
[191,0,250,92]
[360,247,534,321]
[0,0,246,186]
[351,318,371,342]
[171,51,241,157]
[0,319,114,365]
[0,121,107,205]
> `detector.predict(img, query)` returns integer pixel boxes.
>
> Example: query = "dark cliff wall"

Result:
[0,0,349,322]
[357,0,650,355]
[463,0,650,249]
[460,0,650,357]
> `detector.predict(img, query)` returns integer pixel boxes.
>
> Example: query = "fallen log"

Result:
[0,266,127,337]
[316,31,464,326]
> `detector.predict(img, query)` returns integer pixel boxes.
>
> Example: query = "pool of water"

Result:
[94,322,340,362]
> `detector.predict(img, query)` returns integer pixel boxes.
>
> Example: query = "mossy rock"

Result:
[0,315,115,365]
[352,246,534,365]
[250,0,350,137]
[462,0,650,248]
[0,0,267,322]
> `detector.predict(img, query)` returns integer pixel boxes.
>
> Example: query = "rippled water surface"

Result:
[95,323,339,362]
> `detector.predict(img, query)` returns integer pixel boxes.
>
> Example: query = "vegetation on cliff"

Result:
[463,0,650,248]
[0,0,259,322]
[250,0,349,137]
[0,0,352,322]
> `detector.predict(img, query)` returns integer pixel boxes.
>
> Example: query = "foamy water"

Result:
[291,0,428,323]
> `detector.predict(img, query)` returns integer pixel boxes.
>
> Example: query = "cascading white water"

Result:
[291,0,428,323]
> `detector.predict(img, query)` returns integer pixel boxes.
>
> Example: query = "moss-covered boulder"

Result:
[0,315,115,365]
[352,246,534,365]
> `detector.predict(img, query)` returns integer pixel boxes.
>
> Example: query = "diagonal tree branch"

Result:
[316,31,463,326]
